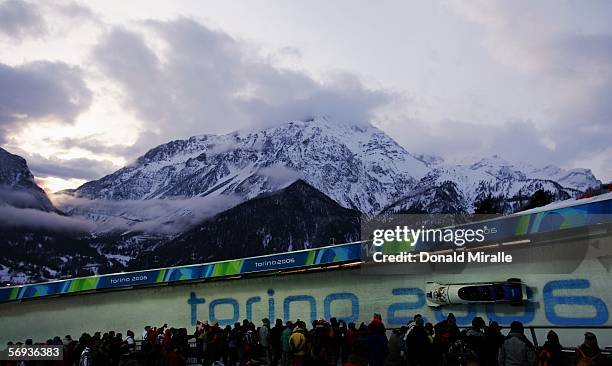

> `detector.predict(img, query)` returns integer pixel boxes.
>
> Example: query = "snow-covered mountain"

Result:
[0,147,55,212]
[62,118,601,222]
[519,163,600,192]
[384,155,599,214]
[67,117,430,215]
[0,147,120,285]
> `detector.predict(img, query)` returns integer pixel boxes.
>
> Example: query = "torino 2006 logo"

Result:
[254,258,296,268]
[187,279,609,327]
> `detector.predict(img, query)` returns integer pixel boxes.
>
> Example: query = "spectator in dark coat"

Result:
[536,331,564,366]
[463,317,486,365]
[366,321,388,366]
[575,332,608,366]
[405,315,433,366]
[270,319,285,366]
[483,321,505,366]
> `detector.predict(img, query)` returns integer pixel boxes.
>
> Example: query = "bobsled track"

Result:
[2,194,612,346]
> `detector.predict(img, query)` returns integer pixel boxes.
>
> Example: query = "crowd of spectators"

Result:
[3,313,611,366]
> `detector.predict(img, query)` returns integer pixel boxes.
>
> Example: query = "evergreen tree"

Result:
[523,189,555,210]
[474,194,503,214]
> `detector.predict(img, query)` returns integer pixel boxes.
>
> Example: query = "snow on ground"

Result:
[518,191,612,214]
[103,254,134,266]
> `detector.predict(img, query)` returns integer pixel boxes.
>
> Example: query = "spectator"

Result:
[123,330,135,356]
[575,332,608,366]
[329,317,341,366]
[537,330,564,366]
[366,321,388,366]
[338,320,350,364]
[446,314,461,342]
[346,326,369,366]
[310,319,333,365]
[63,335,78,365]
[241,321,258,366]
[384,327,404,366]
[463,316,486,364]
[79,333,93,366]
[405,315,432,366]
[425,323,434,343]
[166,344,185,366]
[347,322,360,353]
[260,318,271,365]
[207,323,223,363]
[228,322,241,365]
[270,318,285,366]
[483,321,504,366]
[281,321,294,366]
[289,320,309,366]
[498,321,536,366]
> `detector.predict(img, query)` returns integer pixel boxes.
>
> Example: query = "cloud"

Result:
[387,118,558,167]
[84,12,611,181]
[3,4,610,185]
[0,186,44,208]
[0,204,93,232]
[258,165,303,187]
[0,61,92,142]
[91,18,391,156]
[438,1,612,180]
[25,153,119,181]
[278,46,302,58]
[53,193,241,235]
[0,0,45,40]
[50,1,96,21]
[52,135,141,158]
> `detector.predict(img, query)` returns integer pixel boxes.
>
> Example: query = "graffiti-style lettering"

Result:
[186,278,612,328]
[388,288,426,325]
[268,289,275,321]
[324,292,359,323]
[246,296,261,322]
[544,279,608,325]
[210,298,239,326]
[188,292,205,326]
[284,295,317,323]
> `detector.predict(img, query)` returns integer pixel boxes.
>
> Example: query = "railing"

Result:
[132,325,612,366]
[387,325,612,353]
[132,338,201,365]
[522,325,612,351]
[0,241,363,303]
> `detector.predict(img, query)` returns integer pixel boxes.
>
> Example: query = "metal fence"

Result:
[128,325,612,366]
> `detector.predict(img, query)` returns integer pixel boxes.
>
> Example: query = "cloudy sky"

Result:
[1,0,611,192]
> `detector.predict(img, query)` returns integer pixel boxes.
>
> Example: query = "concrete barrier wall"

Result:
[3,259,612,346]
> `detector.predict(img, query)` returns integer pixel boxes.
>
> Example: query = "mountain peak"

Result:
[0,147,56,212]
[470,155,511,169]
[71,118,429,214]
[66,121,601,219]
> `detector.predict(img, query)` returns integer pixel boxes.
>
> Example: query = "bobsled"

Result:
[425,278,528,307]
